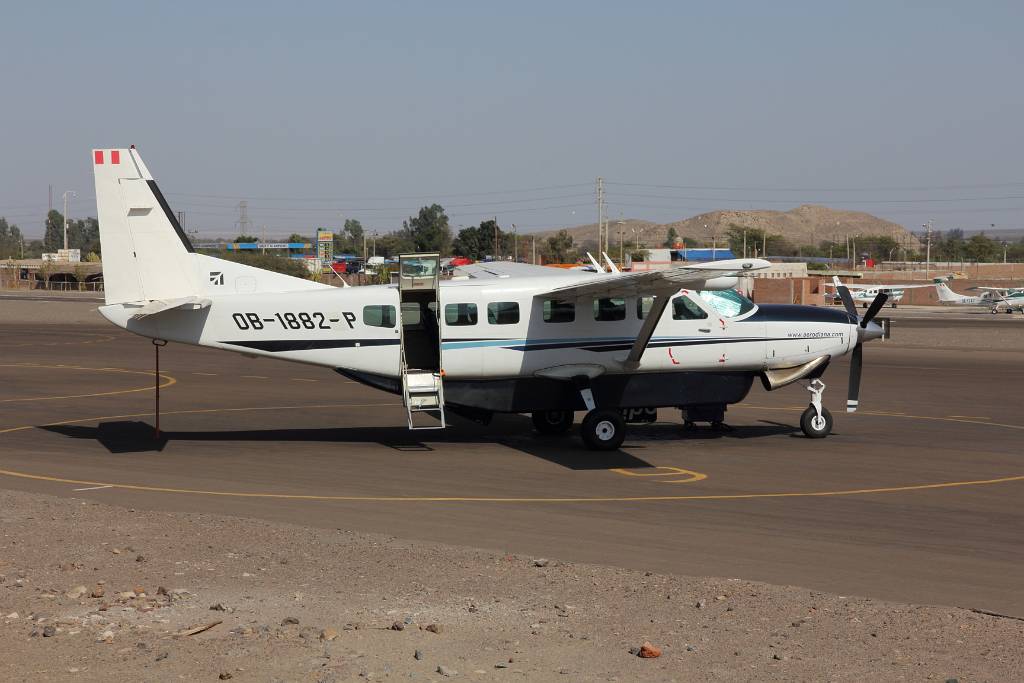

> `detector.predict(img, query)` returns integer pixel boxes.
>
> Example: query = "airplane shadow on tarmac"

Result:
[39,416,798,470]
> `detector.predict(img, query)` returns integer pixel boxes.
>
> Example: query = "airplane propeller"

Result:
[836,285,888,413]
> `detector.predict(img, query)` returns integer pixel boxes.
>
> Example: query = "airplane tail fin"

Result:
[934,281,961,302]
[92,147,201,305]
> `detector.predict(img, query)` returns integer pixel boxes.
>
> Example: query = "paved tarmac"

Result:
[1,310,1022,616]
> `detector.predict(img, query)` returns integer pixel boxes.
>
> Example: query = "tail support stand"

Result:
[153,339,168,440]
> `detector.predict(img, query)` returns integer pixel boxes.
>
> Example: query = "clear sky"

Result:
[2,1,1022,239]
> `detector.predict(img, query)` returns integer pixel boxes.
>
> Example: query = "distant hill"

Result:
[533,205,917,250]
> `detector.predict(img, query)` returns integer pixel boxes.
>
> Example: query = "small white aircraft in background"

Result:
[826,276,932,309]
[92,146,887,449]
[934,278,1024,314]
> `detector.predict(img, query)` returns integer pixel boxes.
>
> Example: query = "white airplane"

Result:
[934,278,1024,314]
[92,147,886,449]
[826,276,932,308]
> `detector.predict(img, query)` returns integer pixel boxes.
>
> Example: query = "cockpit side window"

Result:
[698,289,756,318]
[672,295,708,320]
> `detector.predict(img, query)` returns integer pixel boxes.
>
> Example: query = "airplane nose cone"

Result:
[859,320,884,342]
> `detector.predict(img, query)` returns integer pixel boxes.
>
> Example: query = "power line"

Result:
[163,182,594,203]
[166,192,594,213]
[605,180,1024,192]
[609,191,1024,205]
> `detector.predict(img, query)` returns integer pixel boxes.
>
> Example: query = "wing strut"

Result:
[624,291,673,369]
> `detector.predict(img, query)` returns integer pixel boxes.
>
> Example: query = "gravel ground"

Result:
[0,489,1020,682]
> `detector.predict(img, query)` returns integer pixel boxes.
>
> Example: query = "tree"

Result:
[287,233,309,243]
[67,217,100,255]
[43,210,64,252]
[401,204,452,254]
[541,229,575,263]
[663,226,680,248]
[222,252,313,279]
[0,218,24,258]
[343,218,364,251]
[452,223,489,259]
[452,219,514,260]
[724,224,787,257]
[375,231,415,258]
[235,234,259,243]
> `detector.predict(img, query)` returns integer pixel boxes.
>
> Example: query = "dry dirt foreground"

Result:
[0,490,1020,682]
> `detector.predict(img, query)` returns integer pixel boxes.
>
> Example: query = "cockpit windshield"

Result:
[698,289,756,318]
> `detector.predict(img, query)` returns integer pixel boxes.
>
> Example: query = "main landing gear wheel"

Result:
[531,410,574,435]
[800,405,833,438]
[580,409,626,451]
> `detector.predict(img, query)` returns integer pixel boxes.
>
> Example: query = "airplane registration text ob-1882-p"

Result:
[92,147,886,450]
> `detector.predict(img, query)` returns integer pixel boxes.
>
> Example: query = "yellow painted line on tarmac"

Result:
[948,415,990,420]
[291,378,318,383]
[0,468,1018,503]
[0,364,176,404]
[739,405,1024,431]
[0,333,117,349]
[241,375,269,379]
[193,372,218,376]
[611,466,707,484]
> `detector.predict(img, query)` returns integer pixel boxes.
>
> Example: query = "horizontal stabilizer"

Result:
[127,296,212,319]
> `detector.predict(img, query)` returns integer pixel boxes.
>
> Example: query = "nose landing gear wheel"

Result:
[580,409,626,451]
[800,405,833,438]
[531,410,574,435]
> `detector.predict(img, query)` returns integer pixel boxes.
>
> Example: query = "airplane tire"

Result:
[531,410,574,435]
[800,406,833,439]
[581,409,626,451]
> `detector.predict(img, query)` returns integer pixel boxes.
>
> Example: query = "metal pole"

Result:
[512,224,517,261]
[153,339,167,439]
[924,221,932,278]
[61,190,76,251]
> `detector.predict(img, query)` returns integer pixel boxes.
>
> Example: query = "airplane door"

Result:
[397,254,445,428]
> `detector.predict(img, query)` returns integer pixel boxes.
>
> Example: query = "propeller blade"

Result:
[837,285,858,319]
[861,292,890,327]
[847,342,862,413]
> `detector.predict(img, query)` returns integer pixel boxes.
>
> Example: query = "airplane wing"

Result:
[541,258,770,300]
[969,286,1012,292]
[455,261,578,279]
[535,258,770,370]
[127,295,212,319]
[825,283,932,290]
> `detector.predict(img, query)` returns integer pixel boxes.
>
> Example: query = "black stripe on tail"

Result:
[146,179,195,253]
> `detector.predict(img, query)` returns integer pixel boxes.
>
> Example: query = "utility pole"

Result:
[512,223,517,262]
[261,225,267,254]
[596,177,605,256]
[617,220,625,265]
[923,220,933,278]
[532,235,537,264]
[493,216,499,260]
[62,190,76,251]
[48,185,53,213]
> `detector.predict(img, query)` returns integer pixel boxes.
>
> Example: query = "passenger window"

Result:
[593,297,625,321]
[636,296,654,319]
[542,299,575,323]
[487,301,520,324]
[672,295,708,320]
[444,303,477,326]
[363,304,396,328]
